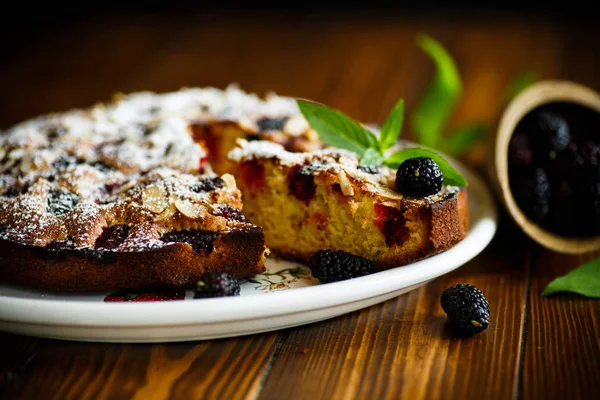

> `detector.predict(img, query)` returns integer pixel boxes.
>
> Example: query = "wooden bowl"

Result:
[491,79,600,254]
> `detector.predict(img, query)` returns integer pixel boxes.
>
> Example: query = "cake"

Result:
[228,139,469,269]
[0,84,468,291]
[0,85,287,291]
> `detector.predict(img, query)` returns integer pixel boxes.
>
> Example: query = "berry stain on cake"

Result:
[374,203,410,246]
[160,230,221,254]
[229,140,468,270]
[239,160,266,191]
[288,164,319,202]
[95,225,131,250]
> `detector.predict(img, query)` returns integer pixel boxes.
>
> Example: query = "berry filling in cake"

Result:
[228,139,468,270]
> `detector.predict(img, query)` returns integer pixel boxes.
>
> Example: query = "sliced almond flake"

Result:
[201,200,216,212]
[155,202,177,221]
[174,198,204,219]
[142,185,168,214]
[221,173,237,188]
[117,180,137,194]
[338,170,355,196]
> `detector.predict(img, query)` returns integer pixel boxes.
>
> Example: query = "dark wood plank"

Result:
[259,218,531,400]
[522,250,600,399]
[0,333,280,400]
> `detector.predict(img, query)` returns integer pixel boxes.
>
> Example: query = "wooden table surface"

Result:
[1,11,599,400]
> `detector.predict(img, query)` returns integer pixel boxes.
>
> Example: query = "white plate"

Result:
[0,163,497,343]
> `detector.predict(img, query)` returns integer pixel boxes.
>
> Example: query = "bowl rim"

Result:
[494,79,600,254]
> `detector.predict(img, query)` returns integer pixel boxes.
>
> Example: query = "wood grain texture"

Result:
[0,333,280,400]
[522,249,600,400]
[259,218,530,400]
[1,12,600,400]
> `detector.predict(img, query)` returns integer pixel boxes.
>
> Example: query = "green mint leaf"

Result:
[411,34,462,149]
[503,69,539,102]
[125,292,139,301]
[384,147,468,187]
[443,122,487,157]
[542,257,600,298]
[379,99,405,152]
[359,147,385,166]
[297,100,378,157]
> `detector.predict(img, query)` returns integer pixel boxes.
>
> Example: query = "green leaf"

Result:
[379,99,405,152]
[125,292,139,301]
[359,147,385,166]
[297,100,378,157]
[443,122,487,157]
[542,257,600,298]
[411,34,462,149]
[385,147,468,187]
[503,69,539,102]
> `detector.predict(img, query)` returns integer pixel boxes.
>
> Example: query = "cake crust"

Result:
[0,225,265,292]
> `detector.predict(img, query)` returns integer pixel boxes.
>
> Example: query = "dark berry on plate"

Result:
[528,110,570,162]
[308,249,374,284]
[441,283,490,336]
[395,157,443,196]
[160,230,221,253]
[357,165,380,174]
[190,177,225,193]
[508,131,533,168]
[512,167,550,223]
[47,189,79,216]
[256,117,288,132]
[193,271,240,298]
[288,163,320,202]
[212,205,247,222]
[95,225,130,250]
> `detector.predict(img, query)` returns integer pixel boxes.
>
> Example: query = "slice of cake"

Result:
[228,139,469,270]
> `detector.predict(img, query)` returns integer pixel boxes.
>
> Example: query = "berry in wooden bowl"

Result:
[491,80,600,254]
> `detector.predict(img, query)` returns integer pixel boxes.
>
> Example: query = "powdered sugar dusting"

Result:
[1,85,295,252]
[228,138,394,184]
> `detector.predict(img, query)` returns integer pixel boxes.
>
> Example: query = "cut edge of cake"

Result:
[227,139,469,270]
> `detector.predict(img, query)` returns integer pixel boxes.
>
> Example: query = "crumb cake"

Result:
[0,83,469,291]
[228,140,469,269]
[0,85,292,291]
